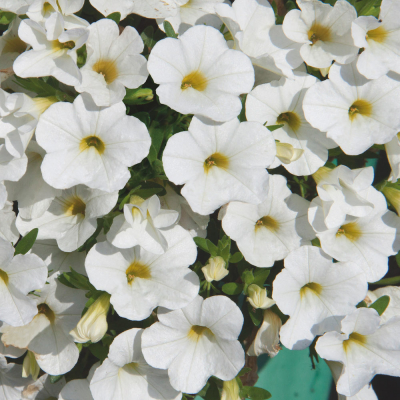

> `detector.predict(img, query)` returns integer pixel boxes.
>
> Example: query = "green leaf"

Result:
[89,342,109,361]
[222,282,244,295]
[148,145,158,164]
[133,112,151,128]
[194,237,210,253]
[14,229,38,255]
[395,250,400,268]
[59,268,96,291]
[141,26,156,51]
[207,240,218,257]
[149,125,165,155]
[14,77,59,97]
[163,20,178,38]
[49,374,64,384]
[119,185,142,210]
[373,276,400,285]
[266,123,284,132]
[229,252,243,263]
[356,0,376,15]
[240,386,271,400]
[0,11,16,25]
[369,295,390,316]
[248,305,263,326]
[124,88,154,105]
[106,12,121,23]
[252,268,270,287]
[204,380,220,400]
[238,367,252,377]
[242,270,255,285]
[238,94,247,122]
[134,186,166,199]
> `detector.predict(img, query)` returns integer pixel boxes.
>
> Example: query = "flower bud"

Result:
[247,309,282,358]
[312,166,333,184]
[276,142,303,164]
[382,185,400,216]
[70,292,111,344]
[22,351,40,381]
[201,256,229,283]
[247,284,275,309]
[221,378,241,400]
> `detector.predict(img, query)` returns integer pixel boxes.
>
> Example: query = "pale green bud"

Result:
[276,142,303,164]
[247,284,275,310]
[201,256,229,283]
[221,378,241,400]
[22,351,40,381]
[382,186,400,216]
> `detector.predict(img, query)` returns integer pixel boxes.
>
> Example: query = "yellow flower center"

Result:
[0,269,9,285]
[52,40,75,51]
[79,136,105,154]
[62,196,86,217]
[3,37,27,54]
[32,96,58,115]
[336,221,362,242]
[38,303,55,323]
[366,25,388,43]
[255,216,280,232]
[123,362,139,372]
[188,325,214,341]
[181,71,208,91]
[276,111,301,132]
[343,332,367,352]
[126,262,151,283]
[204,152,229,172]
[92,59,119,84]
[300,282,323,297]
[348,100,372,121]
[43,2,56,13]
[308,23,332,44]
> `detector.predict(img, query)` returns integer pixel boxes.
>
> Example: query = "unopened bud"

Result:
[382,185,400,216]
[247,284,275,309]
[221,378,241,400]
[312,166,333,185]
[276,142,303,164]
[22,351,40,381]
[124,88,154,105]
[70,293,111,344]
[202,256,228,283]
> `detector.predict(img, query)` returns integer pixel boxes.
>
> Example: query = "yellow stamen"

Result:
[366,25,388,43]
[52,40,75,51]
[62,196,86,217]
[188,325,214,341]
[308,23,332,44]
[3,37,27,54]
[348,100,372,121]
[32,96,58,115]
[37,303,55,323]
[336,221,362,242]
[343,332,367,352]
[204,152,229,172]
[79,136,105,154]
[276,111,301,132]
[255,216,280,232]
[300,282,323,297]
[0,269,9,285]
[126,262,151,283]
[92,59,119,84]
[181,71,208,91]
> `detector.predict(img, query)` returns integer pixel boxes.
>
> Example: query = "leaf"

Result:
[0,11,16,25]
[204,380,220,400]
[395,250,400,268]
[242,270,254,285]
[106,12,121,23]
[229,252,243,264]
[369,295,390,316]
[238,94,247,122]
[141,26,156,51]
[222,282,244,295]
[194,237,210,253]
[133,112,150,128]
[14,77,59,97]
[248,305,263,326]
[252,268,270,287]
[14,229,38,255]
[163,21,178,38]
[119,185,142,210]
[148,145,158,164]
[238,367,252,377]
[266,123,284,132]
[207,240,218,257]
[49,374,64,384]
[373,276,400,286]
[60,268,96,291]
[89,342,109,361]
[240,386,272,400]
[149,126,164,154]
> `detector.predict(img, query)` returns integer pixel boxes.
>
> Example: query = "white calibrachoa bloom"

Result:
[22,374,66,400]
[312,165,374,229]
[89,0,178,20]
[0,237,47,327]
[59,364,96,400]
[17,185,118,252]
[90,329,181,400]
[148,25,254,122]
[36,95,151,193]
[1,273,87,376]
[13,13,88,87]
[6,141,61,219]
[316,308,400,397]
[163,116,275,215]
[308,186,400,282]
[75,19,148,107]
[157,0,224,36]
[0,0,32,14]
[160,185,209,238]
[86,226,199,321]
[0,201,19,244]
[385,133,400,182]
[352,0,400,79]
[221,174,314,268]
[246,73,336,176]
[367,286,400,324]
[0,355,32,400]
[282,0,358,68]
[303,61,400,155]
[0,142,27,185]
[107,195,179,254]
[273,246,367,350]
[142,295,245,393]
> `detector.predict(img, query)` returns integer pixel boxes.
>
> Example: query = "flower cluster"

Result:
[0,0,400,399]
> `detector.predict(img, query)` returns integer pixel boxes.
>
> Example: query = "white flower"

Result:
[308,186,400,282]
[0,237,47,327]
[13,13,88,86]
[30,239,86,275]
[247,285,275,310]
[221,174,314,268]
[0,334,25,359]
[215,0,302,80]
[316,307,400,397]
[157,0,224,36]
[385,133,400,182]
[367,286,400,324]
[17,185,118,252]
[246,73,336,176]
[282,0,358,68]
[303,60,400,155]
[0,0,33,14]
[75,19,148,106]
[59,364,97,400]
[0,201,19,244]
[89,0,178,20]
[22,373,66,400]
[0,142,27,186]
[247,309,282,358]
[202,256,228,283]
[86,226,199,321]
[142,295,245,394]
[70,292,110,344]
[90,329,181,400]
[0,355,32,400]
[160,184,209,238]
[106,195,179,254]
[275,142,304,166]
[312,165,375,229]
[36,95,151,193]
[6,141,60,219]
[148,25,254,122]
[352,0,400,79]
[1,273,87,376]
[163,116,275,215]
[273,246,367,350]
